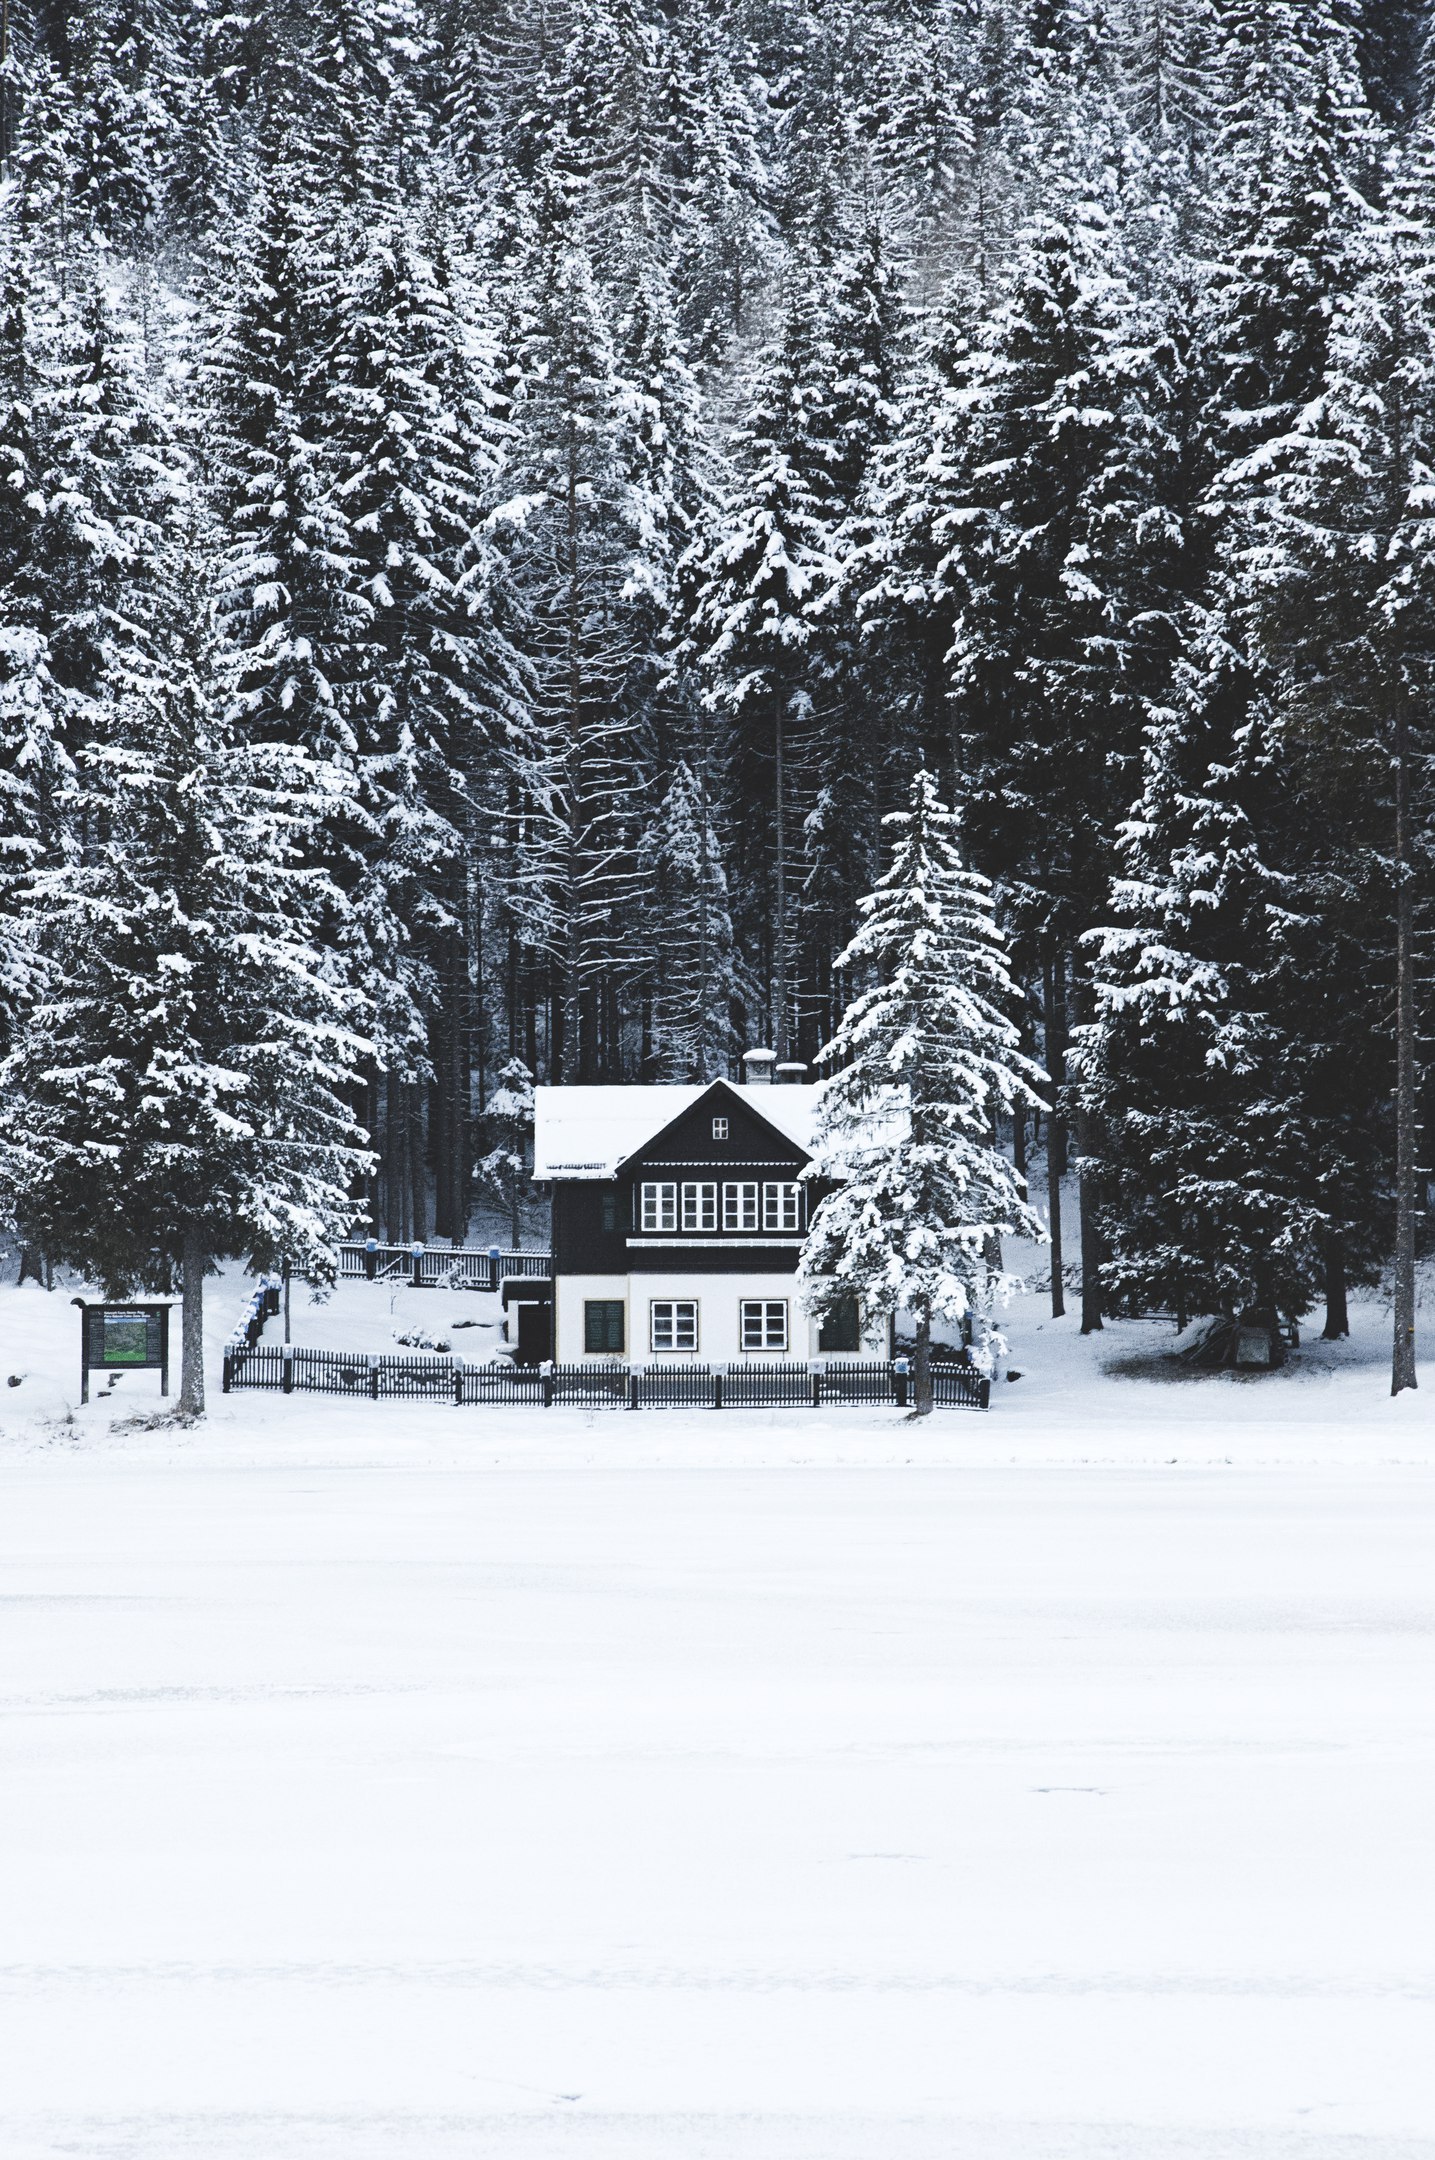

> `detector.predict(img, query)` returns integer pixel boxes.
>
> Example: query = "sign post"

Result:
[72,1300,174,1405]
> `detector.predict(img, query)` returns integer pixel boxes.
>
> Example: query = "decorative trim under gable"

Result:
[625,1237,806,1250]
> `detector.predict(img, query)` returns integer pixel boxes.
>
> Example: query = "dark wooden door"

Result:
[516,1302,553,1365]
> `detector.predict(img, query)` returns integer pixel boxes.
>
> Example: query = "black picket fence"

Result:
[222,1342,989,1410]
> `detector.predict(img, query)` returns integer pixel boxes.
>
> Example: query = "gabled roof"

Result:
[533,1078,822,1180]
[616,1078,813,1173]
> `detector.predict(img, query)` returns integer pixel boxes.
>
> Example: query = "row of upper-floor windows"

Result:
[637,1180,804,1233]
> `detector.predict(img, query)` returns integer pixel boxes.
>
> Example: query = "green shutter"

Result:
[585,1300,625,1354]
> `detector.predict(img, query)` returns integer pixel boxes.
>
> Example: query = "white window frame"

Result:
[740,1299,789,1352]
[681,1181,718,1232]
[650,1299,699,1354]
[762,1180,802,1231]
[640,1181,677,1232]
[712,1116,729,1140]
[722,1181,759,1232]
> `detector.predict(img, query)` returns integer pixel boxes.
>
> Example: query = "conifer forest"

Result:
[2,0,1435,1349]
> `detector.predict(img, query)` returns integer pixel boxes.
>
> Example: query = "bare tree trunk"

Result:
[1070,974,1103,1334]
[381,1074,400,1242]
[178,1229,206,1419]
[374,1077,386,1242]
[409,1087,428,1245]
[1393,685,1418,1395]
[774,686,788,1062]
[1043,957,1066,1320]
[1322,1231,1349,1341]
[911,1307,933,1418]
[1076,1120,1103,1333]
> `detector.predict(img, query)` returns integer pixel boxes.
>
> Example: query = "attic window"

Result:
[712,1117,729,1140]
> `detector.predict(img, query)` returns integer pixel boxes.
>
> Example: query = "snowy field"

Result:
[2,1269,1434,2159]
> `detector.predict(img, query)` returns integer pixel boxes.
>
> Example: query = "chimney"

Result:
[741,1048,776,1085]
[775,1062,807,1085]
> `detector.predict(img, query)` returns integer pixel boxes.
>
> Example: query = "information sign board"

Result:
[73,1301,173,1403]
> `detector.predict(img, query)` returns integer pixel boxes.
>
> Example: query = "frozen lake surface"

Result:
[1,1275,1433,2157]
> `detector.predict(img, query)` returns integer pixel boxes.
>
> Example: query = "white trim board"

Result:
[624,1237,806,1250]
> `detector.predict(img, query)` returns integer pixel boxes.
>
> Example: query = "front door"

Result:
[516,1302,553,1365]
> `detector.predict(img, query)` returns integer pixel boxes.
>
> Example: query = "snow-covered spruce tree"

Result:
[497,222,650,1082]
[60,0,186,248]
[1081,0,1383,1346]
[0,213,71,1045]
[207,156,372,830]
[1120,0,1217,160]
[0,627,66,1043]
[798,770,1044,1416]
[0,577,372,1419]
[798,209,909,1058]
[870,94,1190,1327]
[475,1055,535,1246]
[1238,121,1435,1377]
[2,229,210,1063]
[1080,621,1326,1335]
[662,8,771,358]
[640,756,739,1081]
[207,155,422,1227]
[855,0,975,259]
[685,253,843,1063]
[319,194,530,1236]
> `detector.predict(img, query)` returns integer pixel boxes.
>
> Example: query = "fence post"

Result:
[364,1237,378,1282]
[713,1370,723,1410]
[489,1245,502,1293]
[369,1355,380,1401]
[979,1376,991,1410]
[542,1366,554,1407]
[282,1347,293,1396]
[811,1367,822,1408]
[410,1242,423,1287]
[894,1358,908,1410]
[222,1349,233,1395]
[453,1358,464,1405]
[628,1371,639,1410]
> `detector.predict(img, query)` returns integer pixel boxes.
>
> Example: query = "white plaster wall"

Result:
[627,1272,804,1363]
[555,1272,888,1363]
[627,1276,886,1363]
[553,1275,629,1363]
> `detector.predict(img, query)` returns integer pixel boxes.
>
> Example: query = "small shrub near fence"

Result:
[224,1342,989,1411]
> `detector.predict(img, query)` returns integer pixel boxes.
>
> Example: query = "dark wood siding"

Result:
[622,1084,808,1173]
[552,1181,629,1275]
[620,1242,803,1276]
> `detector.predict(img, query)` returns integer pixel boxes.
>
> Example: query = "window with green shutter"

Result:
[584,1300,625,1354]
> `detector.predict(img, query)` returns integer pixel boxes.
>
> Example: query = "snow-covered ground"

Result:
[1,1267,1433,2157]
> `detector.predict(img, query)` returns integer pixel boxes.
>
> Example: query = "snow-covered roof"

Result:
[533,1082,821,1180]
